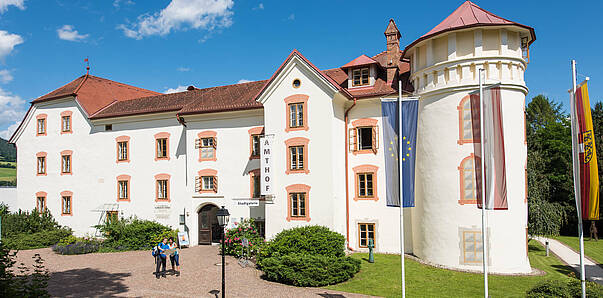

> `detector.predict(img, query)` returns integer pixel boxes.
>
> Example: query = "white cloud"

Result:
[118,0,234,39]
[57,25,89,42]
[0,0,25,13]
[0,87,26,133]
[113,0,134,8]
[0,121,19,140]
[0,31,23,61]
[0,70,13,83]
[287,13,295,21]
[164,85,188,93]
[177,67,190,72]
[237,79,252,84]
[252,3,263,10]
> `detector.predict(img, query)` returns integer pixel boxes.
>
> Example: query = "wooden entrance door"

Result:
[198,204,219,245]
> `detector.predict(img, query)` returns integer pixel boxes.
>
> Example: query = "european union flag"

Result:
[381,98,418,207]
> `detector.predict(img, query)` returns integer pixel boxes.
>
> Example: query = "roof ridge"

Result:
[193,79,268,92]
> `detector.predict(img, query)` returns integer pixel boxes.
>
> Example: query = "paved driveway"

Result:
[16,245,373,298]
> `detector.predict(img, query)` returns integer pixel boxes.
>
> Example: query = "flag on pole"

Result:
[470,86,508,210]
[572,80,599,220]
[381,99,419,207]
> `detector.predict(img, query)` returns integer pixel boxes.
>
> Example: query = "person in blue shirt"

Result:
[155,238,169,278]
[168,237,180,276]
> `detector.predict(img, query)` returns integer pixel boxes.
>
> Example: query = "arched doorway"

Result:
[198,204,220,245]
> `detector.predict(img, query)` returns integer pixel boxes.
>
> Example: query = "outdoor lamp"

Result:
[216,206,229,298]
[217,206,230,227]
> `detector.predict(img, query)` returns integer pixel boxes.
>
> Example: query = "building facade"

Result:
[10,2,535,273]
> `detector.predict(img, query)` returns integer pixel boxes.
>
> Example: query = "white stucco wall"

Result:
[260,58,338,239]
[407,26,531,273]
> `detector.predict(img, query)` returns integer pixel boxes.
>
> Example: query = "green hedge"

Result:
[258,226,345,265]
[527,279,603,297]
[97,217,177,251]
[3,229,72,250]
[261,253,360,287]
[0,206,73,250]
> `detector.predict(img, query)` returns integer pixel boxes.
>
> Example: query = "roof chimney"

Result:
[384,19,401,83]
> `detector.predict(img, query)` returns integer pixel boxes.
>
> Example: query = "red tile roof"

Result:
[42,50,412,121]
[178,80,266,116]
[404,1,536,52]
[341,55,378,69]
[91,80,266,119]
[32,75,160,116]
[321,51,412,99]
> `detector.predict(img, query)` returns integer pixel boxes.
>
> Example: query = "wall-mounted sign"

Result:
[235,200,260,207]
[260,134,274,196]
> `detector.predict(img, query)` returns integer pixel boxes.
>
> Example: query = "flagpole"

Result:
[398,79,406,298]
[478,68,489,298]
[570,59,586,298]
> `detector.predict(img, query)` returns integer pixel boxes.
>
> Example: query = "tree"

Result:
[526,95,573,235]
[527,150,566,237]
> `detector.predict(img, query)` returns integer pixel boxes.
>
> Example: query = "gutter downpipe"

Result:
[344,97,357,251]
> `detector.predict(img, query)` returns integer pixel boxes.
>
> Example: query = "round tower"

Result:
[403,1,535,273]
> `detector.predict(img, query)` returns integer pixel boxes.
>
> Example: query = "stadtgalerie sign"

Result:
[260,135,274,196]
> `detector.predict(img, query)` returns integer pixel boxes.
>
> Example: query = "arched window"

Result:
[458,154,477,205]
[457,95,477,145]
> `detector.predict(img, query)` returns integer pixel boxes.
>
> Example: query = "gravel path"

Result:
[16,245,374,298]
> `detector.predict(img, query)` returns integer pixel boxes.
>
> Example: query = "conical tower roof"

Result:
[404,1,535,52]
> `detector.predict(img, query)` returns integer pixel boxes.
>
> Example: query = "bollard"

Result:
[368,239,374,263]
[545,241,549,257]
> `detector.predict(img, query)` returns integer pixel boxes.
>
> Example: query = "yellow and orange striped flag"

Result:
[573,81,599,220]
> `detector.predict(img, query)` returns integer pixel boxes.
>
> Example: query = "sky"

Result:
[0,0,602,139]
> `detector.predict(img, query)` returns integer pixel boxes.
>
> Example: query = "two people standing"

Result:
[155,237,181,278]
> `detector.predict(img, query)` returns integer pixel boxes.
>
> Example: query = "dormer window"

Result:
[352,68,370,87]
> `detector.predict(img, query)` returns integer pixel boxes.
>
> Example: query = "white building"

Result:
[9,2,535,273]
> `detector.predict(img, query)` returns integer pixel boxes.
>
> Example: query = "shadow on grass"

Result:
[48,268,130,297]
[551,264,576,277]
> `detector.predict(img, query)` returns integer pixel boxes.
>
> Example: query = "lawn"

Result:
[325,241,575,298]
[555,235,603,265]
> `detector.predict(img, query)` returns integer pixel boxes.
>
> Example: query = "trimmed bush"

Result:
[222,218,264,257]
[257,226,358,287]
[98,217,177,251]
[261,253,360,287]
[527,279,603,298]
[258,226,345,266]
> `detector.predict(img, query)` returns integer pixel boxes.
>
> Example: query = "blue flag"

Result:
[381,99,418,207]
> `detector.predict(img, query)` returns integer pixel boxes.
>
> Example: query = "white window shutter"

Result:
[195,176,200,192]
[195,138,201,149]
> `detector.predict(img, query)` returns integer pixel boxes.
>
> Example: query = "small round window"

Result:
[292,79,301,88]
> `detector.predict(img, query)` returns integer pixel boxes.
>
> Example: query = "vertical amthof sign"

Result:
[260,134,274,196]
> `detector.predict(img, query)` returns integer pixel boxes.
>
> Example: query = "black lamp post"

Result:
[216,206,230,298]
